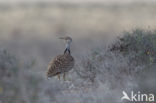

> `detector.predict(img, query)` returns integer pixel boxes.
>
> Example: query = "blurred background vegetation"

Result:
[0,1,156,103]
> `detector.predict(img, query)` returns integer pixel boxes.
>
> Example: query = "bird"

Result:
[46,36,75,80]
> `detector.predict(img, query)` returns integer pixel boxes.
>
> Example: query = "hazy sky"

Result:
[0,0,155,3]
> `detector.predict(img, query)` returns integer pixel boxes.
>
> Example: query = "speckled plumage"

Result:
[47,53,74,78]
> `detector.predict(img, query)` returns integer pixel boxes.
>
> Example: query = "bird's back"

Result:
[47,53,74,77]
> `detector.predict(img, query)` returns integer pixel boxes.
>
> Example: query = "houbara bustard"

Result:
[47,36,75,80]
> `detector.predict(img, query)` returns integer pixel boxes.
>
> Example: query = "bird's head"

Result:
[59,36,72,44]
[59,36,72,54]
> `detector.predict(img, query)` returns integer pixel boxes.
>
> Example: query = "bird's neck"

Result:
[66,42,70,50]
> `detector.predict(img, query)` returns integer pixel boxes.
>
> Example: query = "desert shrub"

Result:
[0,49,18,77]
[74,29,156,90]
[0,49,21,103]
[0,49,40,103]
[74,49,139,89]
[110,29,156,66]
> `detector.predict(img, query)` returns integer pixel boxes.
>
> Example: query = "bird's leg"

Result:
[63,73,66,81]
[57,74,60,80]
[68,49,70,54]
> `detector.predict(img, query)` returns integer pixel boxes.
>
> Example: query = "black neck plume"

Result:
[64,48,70,54]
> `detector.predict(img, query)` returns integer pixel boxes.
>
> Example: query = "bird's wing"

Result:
[47,55,63,77]
[47,54,74,77]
